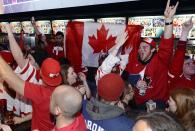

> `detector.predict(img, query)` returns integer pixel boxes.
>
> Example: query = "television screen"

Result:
[2,0,136,14]
[97,17,126,24]
[189,27,195,39]
[35,20,51,34]
[73,19,94,22]
[21,21,35,34]
[0,22,9,33]
[129,15,195,39]
[10,21,22,33]
[52,20,69,34]
[173,14,195,39]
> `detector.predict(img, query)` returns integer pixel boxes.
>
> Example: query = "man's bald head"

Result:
[50,85,82,117]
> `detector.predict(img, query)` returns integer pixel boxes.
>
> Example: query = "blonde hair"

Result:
[170,88,195,119]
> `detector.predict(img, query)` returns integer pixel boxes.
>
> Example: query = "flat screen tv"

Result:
[10,21,22,33]
[21,21,35,34]
[52,20,69,34]
[73,19,94,22]
[35,20,51,34]
[0,22,9,33]
[97,17,126,24]
[128,15,195,39]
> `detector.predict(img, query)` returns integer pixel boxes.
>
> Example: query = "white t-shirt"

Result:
[14,60,42,116]
[0,83,15,112]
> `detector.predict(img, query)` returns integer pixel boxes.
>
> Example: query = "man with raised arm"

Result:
[0,55,62,130]
[126,0,179,109]
[169,17,195,90]
[95,31,132,84]
[4,15,42,126]
[32,17,67,63]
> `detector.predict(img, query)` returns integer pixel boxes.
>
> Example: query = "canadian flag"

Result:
[65,21,143,72]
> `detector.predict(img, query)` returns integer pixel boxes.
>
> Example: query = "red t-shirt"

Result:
[46,42,65,61]
[24,82,56,131]
[37,34,65,61]
[53,113,86,131]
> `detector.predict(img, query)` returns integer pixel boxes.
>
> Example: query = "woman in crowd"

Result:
[133,111,185,131]
[61,65,91,99]
[167,88,195,120]
[118,81,135,114]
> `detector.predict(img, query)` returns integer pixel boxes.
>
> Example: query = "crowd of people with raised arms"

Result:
[0,0,194,131]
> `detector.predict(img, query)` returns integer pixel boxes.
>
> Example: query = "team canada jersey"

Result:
[14,60,42,116]
[126,35,174,105]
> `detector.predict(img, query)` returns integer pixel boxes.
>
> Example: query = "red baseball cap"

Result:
[0,50,14,65]
[98,73,125,101]
[40,58,62,86]
[142,37,156,48]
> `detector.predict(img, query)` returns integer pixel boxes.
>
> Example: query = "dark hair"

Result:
[184,55,191,60]
[98,53,108,66]
[56,31,64,37]
[60,64,72,85]
[135,111,186,131]
[31,48,49,67]
[120,80,131,100]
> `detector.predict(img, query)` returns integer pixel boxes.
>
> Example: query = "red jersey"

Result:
[126,35,174,105]
[24,82,56,131]
[53,113,86,131]
[38,34,65,61]
[46,42,65,60]
[168,41,195,90]
[169,75,195,90]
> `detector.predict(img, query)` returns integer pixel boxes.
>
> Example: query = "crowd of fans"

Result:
[0,0,195,131]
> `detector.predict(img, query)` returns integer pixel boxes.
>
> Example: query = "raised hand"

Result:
[164,0,179,21]
[180,17,193,41]
[4,23,12,33]
[78,72,86,82]
[31,16,36,26]
[116,31,129,48]
[124,46,133,55]
[182,17,193,33]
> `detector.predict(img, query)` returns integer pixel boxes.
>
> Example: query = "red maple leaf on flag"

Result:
[88,24,117,53]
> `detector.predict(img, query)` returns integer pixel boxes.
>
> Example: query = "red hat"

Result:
[142,38,156,48]
[40,58,62,86]
[0,50,14,65]
[98,73,125,101]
